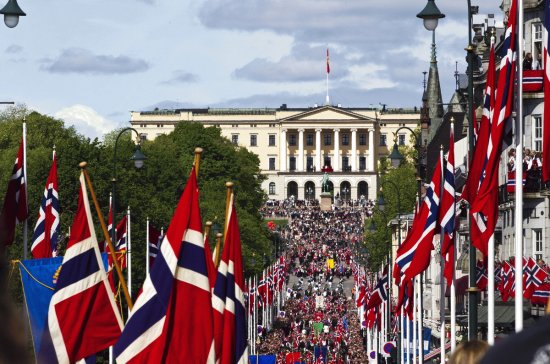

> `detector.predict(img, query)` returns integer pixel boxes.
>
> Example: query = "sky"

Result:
[0,0,503,139]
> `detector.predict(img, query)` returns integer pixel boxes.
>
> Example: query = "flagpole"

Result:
[412,277,417,364]
[418,275,424,364]
[450,245,456,352]
[127,206,132,312]
[146,217,150,276]
[22,120,28,260]
[514,0,524,333]
[401,308,405,364]
[325,48,330,106]
[439,146,445,364]
[488,234,495,344]
[79,162,133,310]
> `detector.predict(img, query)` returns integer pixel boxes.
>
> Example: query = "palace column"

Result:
[368,128,375,171]
[351,128,357,172]
[316,128,322,171]
[298,128,305,172]
[280,129,287,172]
[333,128,340,171]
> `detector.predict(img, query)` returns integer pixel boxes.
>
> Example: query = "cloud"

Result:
[41,48,149,75]
[5,45,23,54]
[55,104,117,139]
[160,70,199,85]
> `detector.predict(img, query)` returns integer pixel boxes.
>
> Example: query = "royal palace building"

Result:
[130,104,420,202]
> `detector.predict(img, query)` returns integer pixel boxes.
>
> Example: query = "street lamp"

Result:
[112,128,147,250]
[0,0,25,28]
[416,0,445,31]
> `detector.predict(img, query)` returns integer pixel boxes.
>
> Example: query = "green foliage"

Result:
[1,108,271,309]
[364,156,418,271]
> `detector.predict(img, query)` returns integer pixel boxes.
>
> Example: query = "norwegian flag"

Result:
[148,224,163,269]
[356,278,367,308]
[365,266,388,311]
[471,0,517,242]
[523,257,549,299]
[114,167,216,363]
[499,260,516,302]
[530,282,550,305]
[440,124,456,286]
[395,279,414,320]
[31,151,60,258]
[105,215,128,270]
[211,193,248,364]
[542,0,550,184]
[394,152,442,283]
[476,260,488,291]
[0,139,28,246]
[463,39,496,257]
[48,171,122,363]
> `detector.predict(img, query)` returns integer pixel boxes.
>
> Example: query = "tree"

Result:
[0,108,271,307]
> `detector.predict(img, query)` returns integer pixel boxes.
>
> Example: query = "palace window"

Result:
[250,134,257,147]
[359,133,366,146]
[289,157,296,171]
[269,134,276,146]
[324,134,332,146]
[306,133,314,146]
[380,134,387,146]
[289,134,297,146]
[269,182,276,195]
[398,134,406,146]
[534,229,544,261]
[269,157,276,170]
[342,133,349,146]
[231,134,239,145]
[359,157,366,171]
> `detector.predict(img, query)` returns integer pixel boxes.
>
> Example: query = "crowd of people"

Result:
[255,207,371,363]
[260,197,375,219]
[507,147,549,192]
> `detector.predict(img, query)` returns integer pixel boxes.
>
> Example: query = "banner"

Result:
[18,254,109,359]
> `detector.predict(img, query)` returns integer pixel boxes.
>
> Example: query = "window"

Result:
[359,134,366,146]
[380,134,387,146]
[289,157,296,171]
[533,115,542,151]
[359,157,366,171]
[533,23,543,66]
[289,134,297,146]
[231,134,239,144]
[342,134,349,146]
[324,134,332,146]
[307,157,314,171]
[398,134,406,146]
[140,133,147,141]
[250,134,257,147]
[269,182,276,195]
[269,157,276,170]
[534,229,543,261]
[342,156,349,170]
[306,133,314,146]
[324,156,331,168]
[269,134,276,146]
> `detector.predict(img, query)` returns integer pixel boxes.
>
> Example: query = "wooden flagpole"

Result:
[79,161,133,310]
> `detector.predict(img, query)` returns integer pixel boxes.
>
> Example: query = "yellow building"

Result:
[131,104,420,201]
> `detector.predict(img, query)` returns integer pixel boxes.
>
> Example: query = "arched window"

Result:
[287,181,298,199]
[357,181,368,199]
[269,182,276,195]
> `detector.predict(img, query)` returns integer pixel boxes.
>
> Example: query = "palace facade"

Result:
[131,104,420,201]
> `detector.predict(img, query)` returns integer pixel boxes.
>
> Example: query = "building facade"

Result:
[130,104,421,202]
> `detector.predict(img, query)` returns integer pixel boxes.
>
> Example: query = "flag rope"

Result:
[11,260,55,291]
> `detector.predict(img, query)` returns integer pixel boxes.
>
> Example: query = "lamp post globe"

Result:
[0,0,25,28]
[416,0,445,31]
